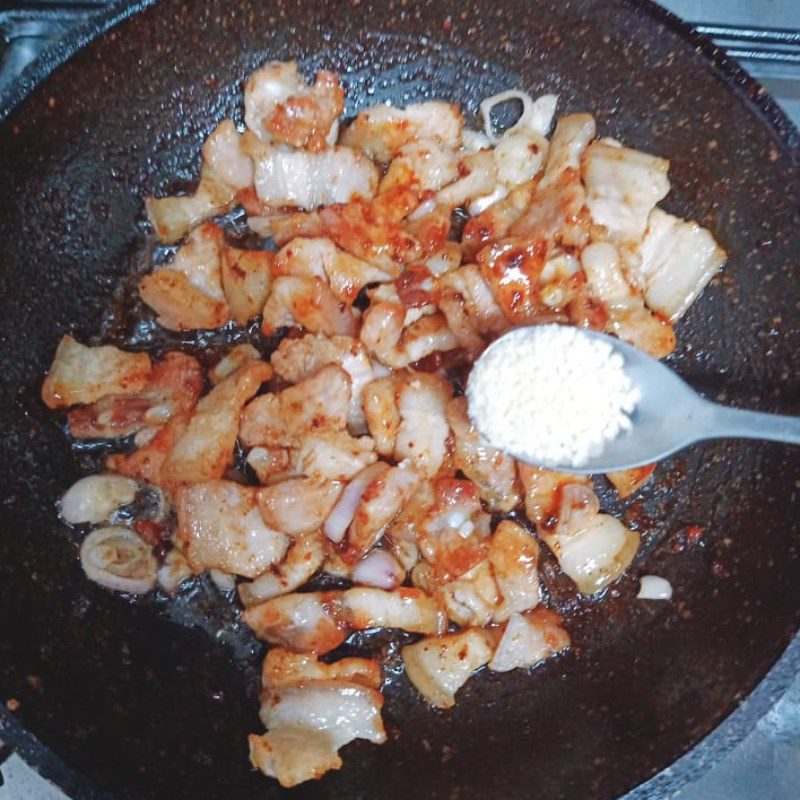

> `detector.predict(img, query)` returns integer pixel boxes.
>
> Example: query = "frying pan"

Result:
[0,1,799,798]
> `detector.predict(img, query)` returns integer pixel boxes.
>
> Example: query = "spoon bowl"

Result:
[474,327,800,475]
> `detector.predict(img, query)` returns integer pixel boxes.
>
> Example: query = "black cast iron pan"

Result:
[0,1,799,798]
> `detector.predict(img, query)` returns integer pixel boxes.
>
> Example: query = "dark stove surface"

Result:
[0,1,107,93]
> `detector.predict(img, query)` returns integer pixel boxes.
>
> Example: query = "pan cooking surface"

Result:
[0,1,799,798]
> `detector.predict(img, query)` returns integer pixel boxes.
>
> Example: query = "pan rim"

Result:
[0,0,798,798]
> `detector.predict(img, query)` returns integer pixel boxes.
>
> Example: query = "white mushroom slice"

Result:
[446,397,520,512]
[249,680,385,788]
[257,478,342,535]
[175,481,289,579]
[162,360,271,484]
[402,628,494,709]
[244,134,379,210]
[156,548,194,594]
[341,101,463,162]
[80,527,157,595]
[582,140,671,243]
[543,483,640,595]
[488,608,571,672]
[238,530,325,607]
[41,336,152,409]
[239,364,350,448]
[633,208,727,320]
[60,474,139,525]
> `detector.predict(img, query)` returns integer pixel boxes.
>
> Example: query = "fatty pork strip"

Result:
[147,63,346,243]
[249,648,385,787]
[517,465,640,594]
[402,607,570,708]
[140,221,274,331]
[361,371,452,477]
[146,120,254,244]
[241,587,447,654]
[269,334,383,435]
[243,61,344,151]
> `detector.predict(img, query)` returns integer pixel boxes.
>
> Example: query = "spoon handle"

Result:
[703,401,800,446]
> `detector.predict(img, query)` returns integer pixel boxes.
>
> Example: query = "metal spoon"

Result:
[478,327,800,474]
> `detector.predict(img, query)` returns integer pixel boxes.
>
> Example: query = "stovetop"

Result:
[0,1,798,799]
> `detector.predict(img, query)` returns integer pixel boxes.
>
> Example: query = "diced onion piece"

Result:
[637,575,673,601]
[467,185,508,216]
[210,569,237,592]
[407,197,437,221]
[156,549,193,594]
[80,527,157,594]
[60,474,139,525]
[351,549,404,590]
[461,128,492,153]
[479,91,557,143]
[323,463,388,543]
